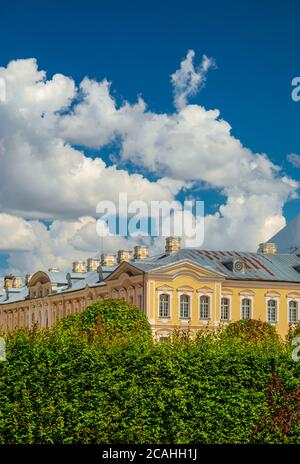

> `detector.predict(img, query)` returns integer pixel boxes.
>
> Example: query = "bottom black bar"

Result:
[0,444,298,462]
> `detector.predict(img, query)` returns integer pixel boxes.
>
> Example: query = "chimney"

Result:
[87,258,101,272]
[25,274,33,286]
[4,274,14,289]
[97,265,104,282]
[66,273,72,288]
[12,277,22,288]
[72,261,87,273]
[258,242,277,255]
[117,250,133,264]
[134,245,149,260]
[101,253,117,266]
[165,236,181,254]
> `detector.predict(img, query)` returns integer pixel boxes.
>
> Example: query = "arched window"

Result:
[45,310,49,328]
[8,313,13,332]
[180,295,190,319]
[221,297,230,321]
[289,300,298,324]
[199,295,210,319]
[59,303,63,320]
[159,294,170,318]
[20,310,24,327]
[14,311,18,329]
[52,306,56,323]
[267,299,277,323]
[241,298,251,319]
[66,304,71,316]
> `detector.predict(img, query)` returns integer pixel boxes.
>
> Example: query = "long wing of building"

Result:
[1,234,300,337]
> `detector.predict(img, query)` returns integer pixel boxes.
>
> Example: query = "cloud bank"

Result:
[0,51,297,274]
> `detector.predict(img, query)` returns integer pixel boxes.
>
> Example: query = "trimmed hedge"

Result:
[0,300,299,444]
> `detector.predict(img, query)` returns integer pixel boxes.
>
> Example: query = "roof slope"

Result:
[131,248,300,282]
[2,248,300,306]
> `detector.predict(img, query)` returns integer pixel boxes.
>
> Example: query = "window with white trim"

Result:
[241,298,251,320]
[267,299,277,323]
[289,300,298,324]
[159,294,170,318]
[221,297,230,321]
[199,295,210,319]
[180,294,190,319]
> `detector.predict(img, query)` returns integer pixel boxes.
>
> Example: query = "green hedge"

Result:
[0,300,299,444]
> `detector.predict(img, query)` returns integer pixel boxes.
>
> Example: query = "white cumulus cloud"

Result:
[287,152,300,168]
[0,51,297,274]
[171,50,216,110]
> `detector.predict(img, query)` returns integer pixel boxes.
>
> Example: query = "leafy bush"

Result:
[0,302,299,444]
[287,321,300,344]
[222,319,280,344]
[57,299,152,343]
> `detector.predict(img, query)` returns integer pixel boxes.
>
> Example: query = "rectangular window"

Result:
[180,295,190,318]
[159,294,170,318]
[241,298,251,319]
[199,295,210,319]
[221,297,230,321]
[289,301,297,324]
[267,299,277,323]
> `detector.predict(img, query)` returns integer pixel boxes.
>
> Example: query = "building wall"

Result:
[0,264,299,337]
[146,271,300,338]
[0,274,145,334]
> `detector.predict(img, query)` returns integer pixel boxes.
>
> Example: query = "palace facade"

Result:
[1,237,300,338]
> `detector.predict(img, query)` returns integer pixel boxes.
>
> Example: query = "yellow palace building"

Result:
[1,232,300,338]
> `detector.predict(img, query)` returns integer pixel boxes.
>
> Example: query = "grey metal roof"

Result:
[46,271,69,284]
[0,286,29,304]
[0,263,119,304]
[2,249,300,306]
[130,248,300,282]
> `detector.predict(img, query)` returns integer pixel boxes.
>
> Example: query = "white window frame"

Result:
[158,291,172,319]
[266,297,279,324]
[287,298,299,324]
[199,294,211,320]
[240,295,253,320]
[220,296,231,321]
[178,292,192,319]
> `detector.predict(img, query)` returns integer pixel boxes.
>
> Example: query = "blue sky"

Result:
[0,0,300,273]
[1,0,299,189]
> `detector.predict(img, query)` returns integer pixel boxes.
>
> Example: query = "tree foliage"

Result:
[222,318,280,344]
[0,300,299,444]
